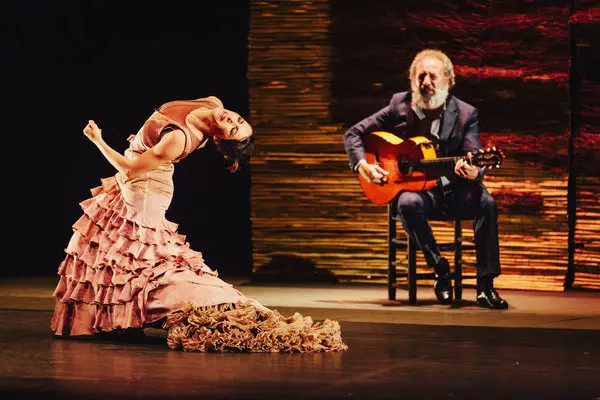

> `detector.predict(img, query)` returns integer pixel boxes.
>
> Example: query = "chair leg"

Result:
[454,220,463,301]
[408,235,417,305]
[388,205,397,301]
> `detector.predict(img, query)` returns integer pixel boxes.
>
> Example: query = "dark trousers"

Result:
[395,180,501,279]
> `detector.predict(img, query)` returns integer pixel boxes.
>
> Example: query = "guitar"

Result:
[358,132,505,205]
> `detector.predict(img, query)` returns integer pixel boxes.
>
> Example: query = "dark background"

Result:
[3,0,252,277]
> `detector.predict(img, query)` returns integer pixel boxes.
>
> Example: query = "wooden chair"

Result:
[387,203,478,304]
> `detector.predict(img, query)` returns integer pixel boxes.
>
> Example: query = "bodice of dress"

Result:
[126,96,223,162]
[118,96,224,224]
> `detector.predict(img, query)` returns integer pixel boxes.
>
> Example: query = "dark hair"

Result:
[216,135,255,172]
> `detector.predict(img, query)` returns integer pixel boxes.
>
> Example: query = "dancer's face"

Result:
[211,108,253,141]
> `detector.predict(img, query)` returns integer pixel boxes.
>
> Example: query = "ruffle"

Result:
[164,301,348,353]
[52,175,212,336]
[66,229,186,264]
[51,296,151,335]
[73,211,185,247]
[84,176,180,234]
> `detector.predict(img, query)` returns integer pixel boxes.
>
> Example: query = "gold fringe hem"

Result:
[163,301,348,353]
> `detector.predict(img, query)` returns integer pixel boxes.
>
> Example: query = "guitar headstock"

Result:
[472,147,505,169]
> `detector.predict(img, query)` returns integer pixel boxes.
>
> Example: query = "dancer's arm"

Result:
[83,120,185,180]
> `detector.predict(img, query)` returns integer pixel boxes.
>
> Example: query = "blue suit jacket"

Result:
[343,91,484,181]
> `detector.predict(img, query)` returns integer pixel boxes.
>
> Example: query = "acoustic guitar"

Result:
[358,132,505,205]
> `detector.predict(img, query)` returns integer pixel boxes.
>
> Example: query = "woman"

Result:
[51,96,347,352]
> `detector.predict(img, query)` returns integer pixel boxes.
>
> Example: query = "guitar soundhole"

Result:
[398,159,412,175]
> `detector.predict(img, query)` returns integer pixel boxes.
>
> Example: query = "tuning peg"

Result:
[479,149,484,153]
[496,165,500,168]
[487,147,491,152]
[492,146,496,151]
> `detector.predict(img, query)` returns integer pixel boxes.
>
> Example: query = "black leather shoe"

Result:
[434,273,453,305]
[477,287,509,309]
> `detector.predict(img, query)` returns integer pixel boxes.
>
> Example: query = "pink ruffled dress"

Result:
[51,97,347,352]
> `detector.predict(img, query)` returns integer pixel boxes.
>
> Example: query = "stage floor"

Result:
[1,277,599,399]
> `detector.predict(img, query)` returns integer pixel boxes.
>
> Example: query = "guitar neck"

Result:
[411,156,464,174]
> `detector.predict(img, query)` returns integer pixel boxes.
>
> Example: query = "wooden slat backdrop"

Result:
[248,0,599,291]
[572,0,600,290]
[249,0,352,280]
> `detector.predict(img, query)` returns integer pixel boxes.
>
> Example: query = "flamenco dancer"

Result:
[51,96,347,352]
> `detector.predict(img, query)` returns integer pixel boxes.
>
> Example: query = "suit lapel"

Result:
[395,92,414,138]
[440,96,458,143]
[406,104,416,137]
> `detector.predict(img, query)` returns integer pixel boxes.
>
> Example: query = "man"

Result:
[343,49,508,309]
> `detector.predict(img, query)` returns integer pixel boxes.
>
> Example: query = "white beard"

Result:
[411,82,449,110]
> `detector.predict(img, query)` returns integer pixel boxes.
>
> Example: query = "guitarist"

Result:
[343,49,508,309]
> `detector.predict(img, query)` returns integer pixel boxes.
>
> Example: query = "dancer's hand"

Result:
[83,120,102,143]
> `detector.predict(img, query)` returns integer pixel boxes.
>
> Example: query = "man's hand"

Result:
[358,161,389,184]
[454,152,479,180]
